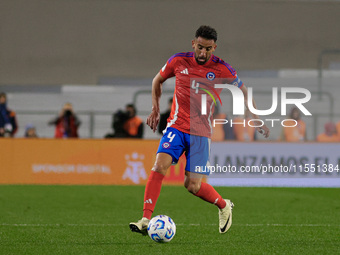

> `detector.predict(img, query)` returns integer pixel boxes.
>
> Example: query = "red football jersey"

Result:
[159,52,243,138]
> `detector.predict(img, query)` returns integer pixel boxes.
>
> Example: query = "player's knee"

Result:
[152,163,168,175]
[185,181,200,194]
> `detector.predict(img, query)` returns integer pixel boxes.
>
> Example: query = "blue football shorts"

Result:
[157,127,211,175]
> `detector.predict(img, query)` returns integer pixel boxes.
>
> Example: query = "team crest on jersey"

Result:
[162,142,170,149]
[206,72,216,81]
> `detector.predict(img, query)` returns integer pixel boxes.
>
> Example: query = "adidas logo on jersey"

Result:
[144,199,153,204]
[180,68,189,75]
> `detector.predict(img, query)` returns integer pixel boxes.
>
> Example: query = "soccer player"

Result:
[129,25,270,235]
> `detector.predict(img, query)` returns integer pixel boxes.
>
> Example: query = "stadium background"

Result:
[0,1,339,254]
[1,0,340,84]
[1,0,340,187]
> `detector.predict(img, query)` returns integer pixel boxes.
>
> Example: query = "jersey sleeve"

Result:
[221,63,244,88]
[229,75,243,88]
[159,56,177,80]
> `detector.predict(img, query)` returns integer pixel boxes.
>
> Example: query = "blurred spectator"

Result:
[48,103,81,138]
[316,122,339,142]
[233,109,256,142]
[105,104,143,138]
[280,107,306,142]
[158,98,173,135]
[106,109,129,138]
[124,104,144,138]
[0,92,18,137]
[24,124,38,138]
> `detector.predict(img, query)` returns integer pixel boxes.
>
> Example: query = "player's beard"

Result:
[195,56,208,65]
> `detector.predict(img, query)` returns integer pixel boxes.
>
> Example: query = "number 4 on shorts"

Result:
[167,132,176,142]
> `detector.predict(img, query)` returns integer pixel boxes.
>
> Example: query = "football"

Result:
[147,215,176,243]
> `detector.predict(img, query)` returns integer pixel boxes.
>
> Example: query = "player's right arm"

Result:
[147,55,177,132]
[146,73,166,132]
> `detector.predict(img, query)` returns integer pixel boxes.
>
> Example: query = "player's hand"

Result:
[146,109,160,133]
[257,124,270,138]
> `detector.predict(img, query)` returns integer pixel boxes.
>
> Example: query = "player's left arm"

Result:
[240,84,270,138]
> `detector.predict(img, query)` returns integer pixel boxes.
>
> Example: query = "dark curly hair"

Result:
[195,25,217,42]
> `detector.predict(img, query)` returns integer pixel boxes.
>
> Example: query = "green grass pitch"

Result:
[0,185,339,254]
